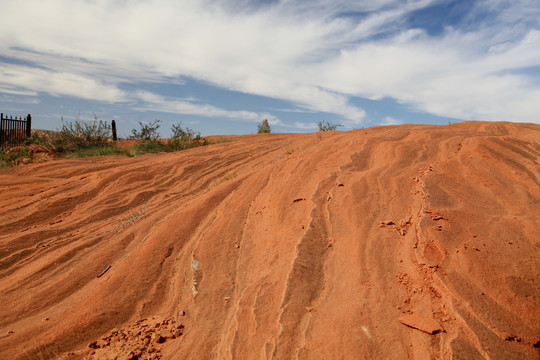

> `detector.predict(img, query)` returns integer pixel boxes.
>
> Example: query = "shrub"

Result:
[25,116,111,154]
[59,113,111,150]
[31,130,61,151]
[257,119,271,133]
[130,120,161,141]
[167,121,205,152]
[171,121,200,140]
[317,120,343,131]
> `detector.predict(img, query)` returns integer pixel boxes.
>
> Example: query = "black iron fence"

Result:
[0,113,32,148]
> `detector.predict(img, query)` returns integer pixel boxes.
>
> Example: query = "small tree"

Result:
[130,120,161,140]
[317,120,343,131]
[257,119,271,133]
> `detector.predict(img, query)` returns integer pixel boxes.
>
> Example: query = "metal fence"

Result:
[0,113,32,148]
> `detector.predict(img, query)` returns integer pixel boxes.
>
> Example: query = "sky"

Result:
[1,0,539,137]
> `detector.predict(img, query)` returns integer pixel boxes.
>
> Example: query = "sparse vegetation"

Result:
[132,121,207,154]
[0,116,220,168]
[171,121,200,141]
[59,113,111,149]
[132,139,166,154]
[24,114,112,155]
[119,203,146,229]
[129,119,161,141]
[64,145,132,158]
[167,121,205,151]
[0,146,32,167]
[257,119,271,133]
[317,120,343,131]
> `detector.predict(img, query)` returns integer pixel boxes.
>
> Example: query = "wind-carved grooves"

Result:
[272,175,336,359]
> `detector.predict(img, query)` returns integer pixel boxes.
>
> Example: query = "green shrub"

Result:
[165,139,190,152]
[166,121,206,152]
[59,113,111,151]
[130,120,161,140]
[172,121,200,140]
[317,120,343,131]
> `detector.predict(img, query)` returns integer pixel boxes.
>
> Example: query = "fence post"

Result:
[0,113,4,147]
[112,120,117,141]
[26,114,32,139]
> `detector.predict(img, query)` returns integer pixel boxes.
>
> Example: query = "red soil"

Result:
[0,121,539,359]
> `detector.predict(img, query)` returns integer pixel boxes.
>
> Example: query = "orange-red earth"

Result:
[1,121,539,359]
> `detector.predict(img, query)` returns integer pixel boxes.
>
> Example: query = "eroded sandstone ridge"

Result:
[1,122,539,359]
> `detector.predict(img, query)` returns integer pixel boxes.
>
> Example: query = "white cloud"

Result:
[0,86,37,97]
[314,25,540,123]
[271,108,317,114]
[381,117,403,126]
[0,94,40,106]
[0,62,128,102]
[133,91,282,124]
[293,122,319,130]
[0,0,539,124]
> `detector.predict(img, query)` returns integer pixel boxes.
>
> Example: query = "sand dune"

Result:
[0,121,539,359]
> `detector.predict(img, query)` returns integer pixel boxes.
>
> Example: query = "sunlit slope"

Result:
[0,122,538,359]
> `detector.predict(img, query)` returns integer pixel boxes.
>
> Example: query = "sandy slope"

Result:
[0,121,538,359]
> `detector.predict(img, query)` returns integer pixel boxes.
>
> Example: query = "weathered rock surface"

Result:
[0,122,539,359]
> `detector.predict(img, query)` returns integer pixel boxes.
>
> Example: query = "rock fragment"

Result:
[160,329,174,339]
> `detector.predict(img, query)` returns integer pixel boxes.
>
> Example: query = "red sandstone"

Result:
[0,121,539,359]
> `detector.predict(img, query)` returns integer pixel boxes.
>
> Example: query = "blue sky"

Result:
[1,0,539,137]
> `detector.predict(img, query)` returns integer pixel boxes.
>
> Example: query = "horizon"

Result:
[1,0,539,137]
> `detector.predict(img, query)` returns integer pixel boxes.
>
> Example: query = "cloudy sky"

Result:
[1,0,539,136]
